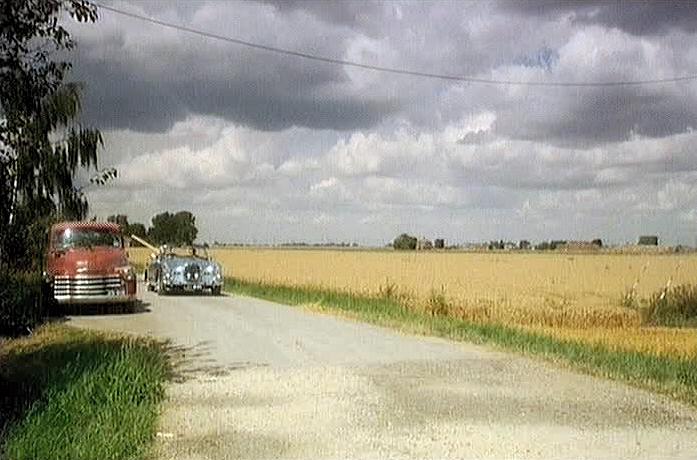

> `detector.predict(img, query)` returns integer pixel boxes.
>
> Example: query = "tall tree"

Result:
[172,211,198,246]
[126,222,147,245]
[107,214,129,228]
[148,211,198,246]
[393,233,417,251]
[106,214,147,246]
[0,0,103,269]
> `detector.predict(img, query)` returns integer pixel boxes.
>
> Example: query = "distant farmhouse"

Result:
[638,235,659,246]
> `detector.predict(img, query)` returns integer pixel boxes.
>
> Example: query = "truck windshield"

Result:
[53,228,122,249]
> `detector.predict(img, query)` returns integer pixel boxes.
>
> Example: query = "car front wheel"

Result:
[158,279,168,296]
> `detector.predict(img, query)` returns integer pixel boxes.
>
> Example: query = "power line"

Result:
[93,2,697,88]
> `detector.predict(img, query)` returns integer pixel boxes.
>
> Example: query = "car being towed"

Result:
[145,245,223,296]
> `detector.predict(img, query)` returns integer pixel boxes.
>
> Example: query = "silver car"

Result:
[145,246,223,295]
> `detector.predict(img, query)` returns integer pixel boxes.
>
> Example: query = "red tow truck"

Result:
[44,221,137,306]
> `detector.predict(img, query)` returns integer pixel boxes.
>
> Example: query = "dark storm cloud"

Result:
[69,1,697,145]
[72,53,396,132]
[491,87,697,147]
[504,1,697,36]
[258,0,387,34]
[68,1,399,132]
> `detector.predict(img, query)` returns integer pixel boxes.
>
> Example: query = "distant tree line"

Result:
[277,241,360,248]
[393,233,607,251]
[108,210,198,247]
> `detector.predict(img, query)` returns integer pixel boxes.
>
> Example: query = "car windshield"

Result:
[163,246,209,259]
[54,228,122,249]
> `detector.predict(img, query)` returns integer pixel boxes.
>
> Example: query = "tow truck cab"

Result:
[45,221,137,304]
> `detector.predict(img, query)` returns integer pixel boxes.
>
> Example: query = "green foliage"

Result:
[127,222,147,242]
[393,233,417,250]
[106,214,129,227]
[106,211,198,247]
[89,167,117,186]
[0,271,46,336]
[0,325,169,460]
[2,200,57,272]
[0,0,104,270]
[534,240,568,250]
[106,214,147,246]
[643,284,697,327]
[426,286,449,316]
[148,210,198,246]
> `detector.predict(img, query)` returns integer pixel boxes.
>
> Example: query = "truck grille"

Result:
[53,275,123,299]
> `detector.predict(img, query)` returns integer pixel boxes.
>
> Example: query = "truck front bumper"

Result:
[52,274,136,305]
[54,293,137,304]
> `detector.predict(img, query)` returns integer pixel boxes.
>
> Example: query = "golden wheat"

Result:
[129,247,697,357]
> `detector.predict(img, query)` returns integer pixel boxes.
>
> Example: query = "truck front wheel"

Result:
[41,278,59,315]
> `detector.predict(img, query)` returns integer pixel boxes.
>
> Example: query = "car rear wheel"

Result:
[212,286,222,296]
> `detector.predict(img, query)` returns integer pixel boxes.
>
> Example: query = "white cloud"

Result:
[310,177,339,191]
[82,110,697,246]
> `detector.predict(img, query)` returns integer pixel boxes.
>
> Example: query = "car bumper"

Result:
[164,282,219,291]
[55,293,137,304]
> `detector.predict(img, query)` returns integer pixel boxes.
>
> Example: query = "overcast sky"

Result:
[66,1,697,245]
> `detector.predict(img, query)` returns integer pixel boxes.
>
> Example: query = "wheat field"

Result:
[129,247,697,357]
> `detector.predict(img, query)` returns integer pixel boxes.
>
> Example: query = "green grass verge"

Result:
[0,325,169,460]
[225,277,697,407]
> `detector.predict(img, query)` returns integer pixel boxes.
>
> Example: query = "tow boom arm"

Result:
[130,234,159,254]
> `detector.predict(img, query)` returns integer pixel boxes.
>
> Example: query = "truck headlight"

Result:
[116,266,135,281]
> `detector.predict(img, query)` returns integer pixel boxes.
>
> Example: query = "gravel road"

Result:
[70,287,697,459]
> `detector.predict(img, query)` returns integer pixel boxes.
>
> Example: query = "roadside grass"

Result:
[0,324,169,460]
[643,284,697,327]
[225,277,697,408]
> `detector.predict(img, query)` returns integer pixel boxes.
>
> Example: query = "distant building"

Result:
[638,235,659,246]
[416,238,433,250]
